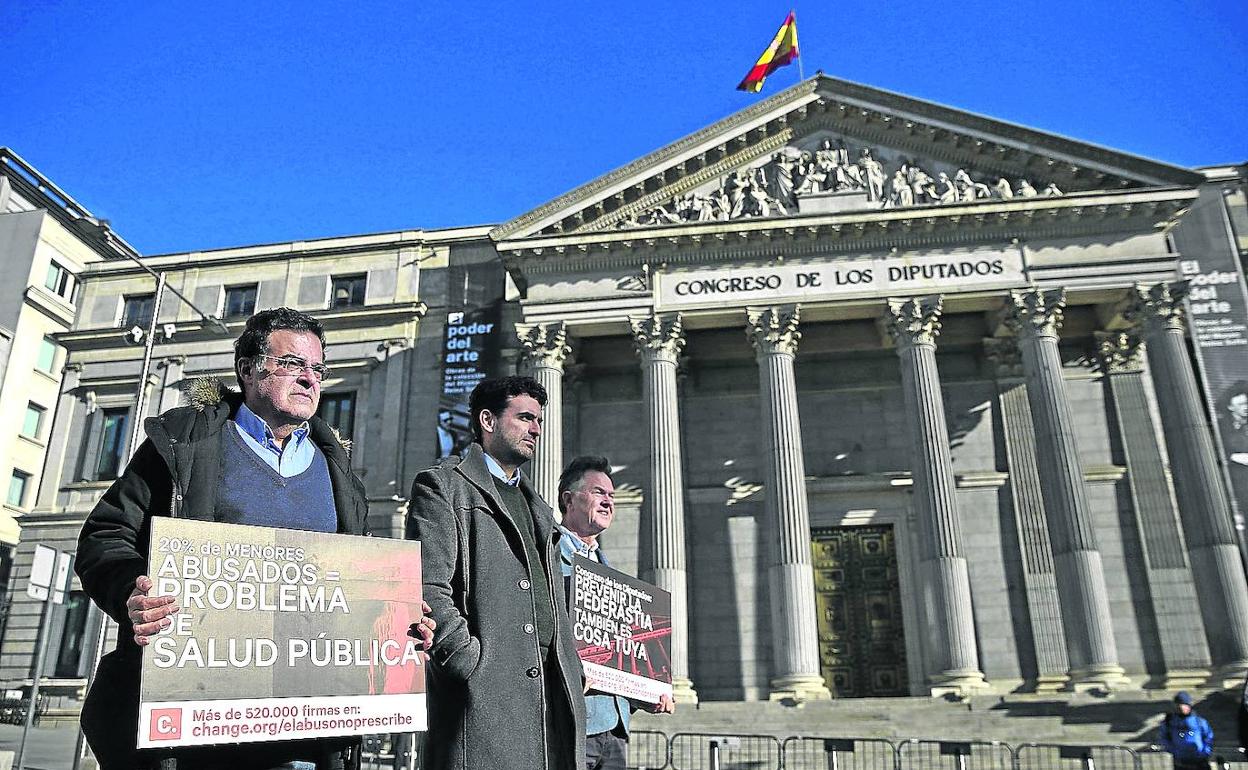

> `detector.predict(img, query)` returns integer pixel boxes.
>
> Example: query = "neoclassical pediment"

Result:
[491,74,1201,244]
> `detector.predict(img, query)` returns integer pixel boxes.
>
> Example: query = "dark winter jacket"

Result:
[406,444,587,770]
[75,382,369,770]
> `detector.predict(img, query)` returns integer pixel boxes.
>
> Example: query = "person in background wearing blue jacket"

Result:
[1159,691,1214,769]
[556,456,676,770]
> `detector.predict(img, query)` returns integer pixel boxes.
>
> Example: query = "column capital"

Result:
[1123,281,1189,335]
[1094,331,1146,375]
[983,338,1024,379]
[746,305,801,357]
[883,295,943,349]
[517,321,572,372]
[630,313,685,363]
[1005,288,1067,339]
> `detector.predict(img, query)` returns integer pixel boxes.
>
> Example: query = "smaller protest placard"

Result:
[138,518,425,749]
[571,555,673,703]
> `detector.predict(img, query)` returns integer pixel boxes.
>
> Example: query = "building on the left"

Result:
[0,149,137,639]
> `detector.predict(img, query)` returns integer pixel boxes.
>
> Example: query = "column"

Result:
[1095,331,1211,686]
[983,340,1070,692]
[1004,288,1126,689]
[745,306,831,701]
[517,322,571,511]
[1125,282,1248,682]
[36,363,83,510]
[629,312,697,703]
[883,296,986,694]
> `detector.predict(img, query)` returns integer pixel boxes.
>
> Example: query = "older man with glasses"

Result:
[75,307,426,770]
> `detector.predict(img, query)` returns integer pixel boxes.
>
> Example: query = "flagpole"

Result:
[794,9,804,81]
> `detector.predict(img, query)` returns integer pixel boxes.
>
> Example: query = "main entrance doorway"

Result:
[811,525,908,697]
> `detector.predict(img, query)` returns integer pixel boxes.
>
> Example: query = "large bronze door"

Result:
[811,525,908,697]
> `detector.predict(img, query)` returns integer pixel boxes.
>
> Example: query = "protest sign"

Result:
[571,555,672,703]
[138,518,425,749]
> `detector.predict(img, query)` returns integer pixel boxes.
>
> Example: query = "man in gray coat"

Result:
[407,375,586,770]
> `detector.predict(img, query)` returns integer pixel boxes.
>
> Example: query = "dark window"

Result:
[96,408,129,480]
[121,293,155,330]
[6,470,30,507]
[44,261,77,302]
[224,284,258,318]
[317,392,356,437]
[53,592,91,678]
[330,274,367,309]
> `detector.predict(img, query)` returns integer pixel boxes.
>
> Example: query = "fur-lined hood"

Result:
[179,377,352,456]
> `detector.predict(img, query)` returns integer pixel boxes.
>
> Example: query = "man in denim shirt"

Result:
[556,456,675,770]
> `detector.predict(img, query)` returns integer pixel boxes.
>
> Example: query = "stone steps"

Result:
[631,688,1243,751]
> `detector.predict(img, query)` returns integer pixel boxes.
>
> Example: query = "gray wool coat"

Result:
[406,444,586,770]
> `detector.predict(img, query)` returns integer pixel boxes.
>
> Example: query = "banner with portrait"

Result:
[1173,188,1248,526]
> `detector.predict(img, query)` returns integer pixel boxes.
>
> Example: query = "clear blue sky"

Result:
[3,1,1245,255]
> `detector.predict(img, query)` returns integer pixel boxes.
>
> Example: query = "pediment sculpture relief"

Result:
[612,136,1064,229]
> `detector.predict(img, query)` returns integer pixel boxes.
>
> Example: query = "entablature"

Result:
[499,188,1196,274]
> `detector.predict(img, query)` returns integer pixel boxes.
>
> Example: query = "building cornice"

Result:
[57,301,429,353]
[499,188,1197,274]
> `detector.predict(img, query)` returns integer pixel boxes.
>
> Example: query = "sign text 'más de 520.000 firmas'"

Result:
[138,518,425,749]
[656,250,1025,309]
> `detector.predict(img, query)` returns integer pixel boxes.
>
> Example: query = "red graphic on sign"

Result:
[149,708,182,741]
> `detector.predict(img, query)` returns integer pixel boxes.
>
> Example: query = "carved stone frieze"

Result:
[1005,288,1067,339]
[606,132,1065,231]
[1123,281,1189,335]
[517,321,572,371]
[883,295,944,348]
[746,305,802,357]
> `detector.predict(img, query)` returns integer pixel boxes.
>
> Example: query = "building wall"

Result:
[0,226,499,685]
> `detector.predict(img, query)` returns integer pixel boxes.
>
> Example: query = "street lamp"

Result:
[72,225,230,770]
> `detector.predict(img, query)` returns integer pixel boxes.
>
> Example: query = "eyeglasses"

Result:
[255,354,330,381]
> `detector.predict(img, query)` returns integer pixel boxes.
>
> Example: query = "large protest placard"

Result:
[571,555,672,703]
[138,518,425,749]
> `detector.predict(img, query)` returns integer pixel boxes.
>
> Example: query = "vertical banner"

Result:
[139,519,425,748]
[1174,187,1248,527]
[436,304,501,459]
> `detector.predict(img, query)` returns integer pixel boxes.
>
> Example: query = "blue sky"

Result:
[3,1,1245,255]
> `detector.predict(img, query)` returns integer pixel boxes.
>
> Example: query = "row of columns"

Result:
[517,281,1248,698]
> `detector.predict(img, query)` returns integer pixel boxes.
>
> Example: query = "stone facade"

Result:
[3,77,1247,705]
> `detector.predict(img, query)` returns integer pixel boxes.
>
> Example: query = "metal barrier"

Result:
[1015,742,1138,770]
[669,732,783,770]
[359,732,424,770]
[630,729,673,769]
[782,736,899,769]
[1136,745,1248,770]
[360,734,397,769]
[897,738,1014,769]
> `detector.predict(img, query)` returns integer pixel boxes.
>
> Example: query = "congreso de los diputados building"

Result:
[3,75,1248,707]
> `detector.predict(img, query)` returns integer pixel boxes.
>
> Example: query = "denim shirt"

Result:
[233,402,314,477]
[558,525,631,737]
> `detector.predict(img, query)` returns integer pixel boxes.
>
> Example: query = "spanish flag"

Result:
[736,11,799,93]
